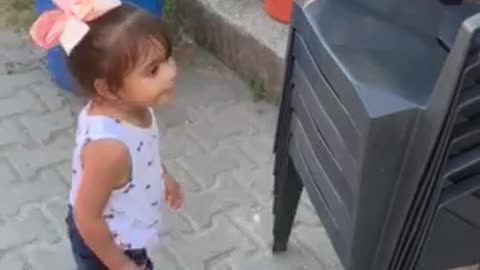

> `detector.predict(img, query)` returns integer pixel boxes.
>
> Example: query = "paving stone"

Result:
[211,262,234,270]
[232,177,320,227]
[30,81,68,111]
[155,99,203,129]
[42,199,69,241]
[0,30,27,47]
[178,146,255,189]
[296,204,322,227]
[159,207,195,236]
[64,95,86,116]
[0,207,60,251]
[242,102,278,136]
[228,242,323,270]
[173,69,244,111]
[232,166,274,206]
[3,60,44,75]
[186,117,256,150]
[163,159,201,192]
[452,266,479,270]
[226,134,274,166]
[20,108,75,143]
[0,70,47,98]
[0,253,28,270]
[55,160,73,186]
[227,203,320,250]
[26,242,76,270]
[0,119,29,146]
[0,90,45,119]
[0,170,67,217]
[227,206,275,248]
[0,159,19,187]
[150,247,184,270]
[0,45,42,65]
[293,226,343,270]
[181,173,258,229]
[299,191,317,215]
[204,103,275,135]
[169,216,255,270]
[161,125,202,160]
[6,135,72,180]
[0,30,339,270]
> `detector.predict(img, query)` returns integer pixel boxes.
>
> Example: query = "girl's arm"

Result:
[74,139,137,270]
[161,163,184,209]
[161,163,168,176]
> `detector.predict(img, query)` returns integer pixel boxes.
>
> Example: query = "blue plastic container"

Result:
[35,0,163,92]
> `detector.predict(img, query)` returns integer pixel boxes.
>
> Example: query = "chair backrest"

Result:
[284,0,480,269]
[400,12,480,270]
[349,0,445,37]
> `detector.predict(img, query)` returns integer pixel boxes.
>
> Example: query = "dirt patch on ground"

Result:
[0,0,35,31]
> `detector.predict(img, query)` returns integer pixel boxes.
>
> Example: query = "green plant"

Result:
[163,0,176,22]
[247,74,267,102]
[0,0,35,30]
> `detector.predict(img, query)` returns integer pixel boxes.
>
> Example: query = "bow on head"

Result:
[30,0,121,55]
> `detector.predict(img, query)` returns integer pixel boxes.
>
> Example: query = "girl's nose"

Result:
[168,58,177,79]
[160,57,177,82]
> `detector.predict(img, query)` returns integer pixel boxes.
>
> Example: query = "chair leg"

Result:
[273,149,289,215]
[272,160,303,253]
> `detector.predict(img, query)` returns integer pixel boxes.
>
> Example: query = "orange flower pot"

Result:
[264,0,293,24]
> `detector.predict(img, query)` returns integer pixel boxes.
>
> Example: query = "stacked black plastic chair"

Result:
[272,0,480,269]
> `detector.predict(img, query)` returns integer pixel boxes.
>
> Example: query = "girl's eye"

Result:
[149,64,159,75]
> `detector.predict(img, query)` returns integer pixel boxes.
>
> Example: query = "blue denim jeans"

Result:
[66,206,153,270]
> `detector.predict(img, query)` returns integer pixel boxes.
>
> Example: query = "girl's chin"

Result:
[154,92,174,106]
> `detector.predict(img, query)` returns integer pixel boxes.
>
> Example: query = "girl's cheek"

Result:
[158,58,177,81]
[169,58,177,77]
[155,91,173,105]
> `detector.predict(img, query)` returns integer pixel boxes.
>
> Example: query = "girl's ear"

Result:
[93,78,119,101]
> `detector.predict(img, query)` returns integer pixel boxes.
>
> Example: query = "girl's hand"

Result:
[117,260,144,270]
[163,173,184,209]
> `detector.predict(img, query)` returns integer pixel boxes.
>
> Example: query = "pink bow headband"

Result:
[30,0,122,55]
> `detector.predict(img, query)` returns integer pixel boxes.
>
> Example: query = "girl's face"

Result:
[119,46,177,108]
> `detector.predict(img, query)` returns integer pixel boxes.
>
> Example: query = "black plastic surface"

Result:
[398,29,480,269]
[416,176,480,269]
[437,5,480,50]
[272,0,480,270]
[277,1,443,269]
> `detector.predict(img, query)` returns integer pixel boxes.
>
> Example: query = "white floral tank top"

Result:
[69,102,165,250]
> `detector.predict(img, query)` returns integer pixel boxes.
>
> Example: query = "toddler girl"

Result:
[30,1,183,269]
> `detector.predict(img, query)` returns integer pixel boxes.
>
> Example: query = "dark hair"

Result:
[67,4,172,96]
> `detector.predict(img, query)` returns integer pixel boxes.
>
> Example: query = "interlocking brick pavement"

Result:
[1,27,477,270]
[0,31,334,270]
